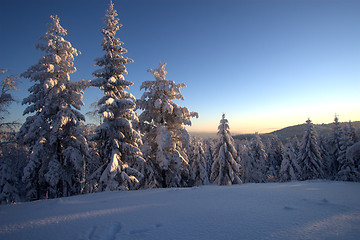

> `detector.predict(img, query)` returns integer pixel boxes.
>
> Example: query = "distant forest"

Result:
[234,121,360,142]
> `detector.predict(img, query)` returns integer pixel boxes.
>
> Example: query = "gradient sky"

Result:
[1,0,359,134]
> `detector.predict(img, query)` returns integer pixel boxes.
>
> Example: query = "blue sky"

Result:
[1,0,359,134]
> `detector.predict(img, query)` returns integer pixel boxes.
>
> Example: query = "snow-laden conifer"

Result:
[346,141,360,173]
[328,115,342,177]
[347,121,358,143]
[346,121,359,171]
[279,142,300,182]
[236,141,250,183]
[298,119,324,180]
[204,139,214,178]
[265,135,284,181]
[336,125,360,181]
[0,161,20,204]
[0,131,27,204]
[292,135,301,156]
[246,133,268,183]
[91,1,144,191]
[0,70,22,203]
[190,137,209,186]
[0,69,17,125]
[136,62,198,188]
[318,135,331,179]
[17,15,90,199]
[210,114,242,185]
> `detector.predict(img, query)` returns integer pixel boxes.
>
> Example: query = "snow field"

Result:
[1,180,360,240]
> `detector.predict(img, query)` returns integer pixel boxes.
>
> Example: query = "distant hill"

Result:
[188,132,217,139]
[233,121,360,143]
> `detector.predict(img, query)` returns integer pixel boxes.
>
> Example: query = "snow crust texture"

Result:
[1,181,359,240]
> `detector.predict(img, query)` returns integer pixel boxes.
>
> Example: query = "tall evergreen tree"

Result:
[210,114,242,185]
[0,159,20,204]
[190,137,209,186]
[318,135,331,179]
[91,1,144,191]
[0,70,22,203]
[347,121,360,171]
[328,114,342,177]
[17,15,90,199]
[292,135,301,156]
[204,139,214,179]
[298,119,324,180]
[265,134,284,181]
[346,141,360,174]
[347,121,358,143]
[336,124,360,181]
[0,69,17,125]
[246,133,268,183]
[136,62,198,188]
[0,131,27,204]
[236,141,250,183]
[279,142,300,182]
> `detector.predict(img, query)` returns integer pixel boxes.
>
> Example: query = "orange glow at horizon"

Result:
[188,103,360,135]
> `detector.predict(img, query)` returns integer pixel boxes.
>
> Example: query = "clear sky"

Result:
[1,0,359,134]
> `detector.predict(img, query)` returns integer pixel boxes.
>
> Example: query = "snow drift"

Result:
[1,181,359,240]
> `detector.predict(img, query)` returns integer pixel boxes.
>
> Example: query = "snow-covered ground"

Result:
[1,181,359,240]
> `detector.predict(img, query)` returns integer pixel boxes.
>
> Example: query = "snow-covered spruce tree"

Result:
[82,124,102,193]
[246,133,268,183]
[318,135,331,179]
[0,69,18,126]
[327,115,343,178]
[336,125,360,181]
[91,1,144,191]
[265,134,284,181]
[210,114,242,185]
[347,121,359,170]
[190,137,209,186]
[0,131,28,204]
[136,62,198,188]
[0,70,23,204]
[279,142,300,182]
[17,15,90,200]
[236,140,250,183]
[0,159,20,204]
[204,139,214,179]
[291,135,301,156]
[298,119,324,180]
[346,141,360,172]
[347,121,358,143]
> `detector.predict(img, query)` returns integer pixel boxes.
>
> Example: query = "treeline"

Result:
[1,112,359,204]
[0,2,359,204]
